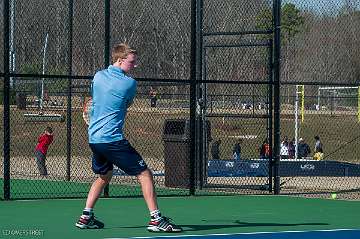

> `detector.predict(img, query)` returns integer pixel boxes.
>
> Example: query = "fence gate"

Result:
[194,0,276,195]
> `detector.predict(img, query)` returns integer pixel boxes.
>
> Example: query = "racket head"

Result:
[82,97,92,125]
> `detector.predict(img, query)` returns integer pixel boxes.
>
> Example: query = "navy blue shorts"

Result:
[89,140,147,176]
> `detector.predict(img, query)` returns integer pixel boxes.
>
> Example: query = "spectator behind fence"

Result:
[149,87,158,108]
[259,139,270,159]
[280,137,289,159]
[313,135,324,160]
[211,139,221,160]
[297,138,311,158]
[232,139,242,160]
[34,126,54,176]
[288,138,295,159]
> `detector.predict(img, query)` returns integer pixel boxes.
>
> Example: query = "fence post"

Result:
[66,0,74,181]
[3,0,11,200]
[189,0,202,195]
[273,0,281,194]
[103,0,111,197]
[268,39,273,192]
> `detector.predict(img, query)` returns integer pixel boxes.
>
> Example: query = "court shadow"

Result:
[181,220,329,232]
[109,220,329,231]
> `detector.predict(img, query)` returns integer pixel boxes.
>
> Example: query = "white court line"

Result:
[104,228,360,239]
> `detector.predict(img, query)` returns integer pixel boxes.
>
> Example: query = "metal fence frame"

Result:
[0,0,281,199]
[0,0,279,200]
[3,1,358,200]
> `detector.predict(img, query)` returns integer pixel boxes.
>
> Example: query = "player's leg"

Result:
[86,170,112,208]
[34,150,48,176]
[41,157,48,176]
[106,140,155,210]
[110,140,183,232]
[136,169,182,232]
[75,171,111,229]
[75,143,113,229]
[137,169,158,211]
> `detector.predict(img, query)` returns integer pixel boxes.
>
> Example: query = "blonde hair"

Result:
[111,43,137,63]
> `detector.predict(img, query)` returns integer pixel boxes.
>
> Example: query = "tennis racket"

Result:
[82,97,93,125]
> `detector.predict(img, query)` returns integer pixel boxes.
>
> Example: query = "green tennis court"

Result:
[1,195,359,239]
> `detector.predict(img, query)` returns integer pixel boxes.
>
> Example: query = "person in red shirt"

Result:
[34,126,54,176]
[260,139,271,159]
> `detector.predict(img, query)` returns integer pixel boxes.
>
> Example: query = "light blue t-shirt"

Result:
[88,65,136,143]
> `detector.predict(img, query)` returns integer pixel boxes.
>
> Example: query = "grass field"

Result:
[0,99,359,163]
[0,98,359,199]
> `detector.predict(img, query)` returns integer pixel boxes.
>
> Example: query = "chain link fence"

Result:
[197,0,274,195]
[278,83,360,199]
[276,0,360,199]
[0,0,194,200]
[1,0,360,200]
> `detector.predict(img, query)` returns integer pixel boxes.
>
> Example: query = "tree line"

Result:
[0,0,359,99]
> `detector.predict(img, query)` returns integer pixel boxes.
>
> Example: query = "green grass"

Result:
[0,100,359,200]
[281,114,360,161]
[0,105,359,162]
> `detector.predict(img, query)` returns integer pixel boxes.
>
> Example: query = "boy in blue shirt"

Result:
[75,43,182,232]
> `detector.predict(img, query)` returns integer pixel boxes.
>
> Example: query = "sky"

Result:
[283,0,360,13]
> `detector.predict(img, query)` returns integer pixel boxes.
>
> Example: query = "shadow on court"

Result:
[111,220,329,232]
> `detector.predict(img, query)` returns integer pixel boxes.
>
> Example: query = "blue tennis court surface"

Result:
[106,229,360,239]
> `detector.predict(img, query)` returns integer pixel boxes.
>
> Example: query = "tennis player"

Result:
[75,43,182,232]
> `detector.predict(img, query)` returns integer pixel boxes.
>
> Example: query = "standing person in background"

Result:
[280,137,289,159]
[34,126,54,176]
[149,87,158,108]
[75,43,182,232]
[314,135,323,153]
[211,139,221,160]
[259,139,270,159]
[297,138,311,158]
[313,135,324,160]
[232,139,242,160]
[288,138,295,159]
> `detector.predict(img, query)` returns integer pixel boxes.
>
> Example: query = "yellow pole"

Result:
[301,85,305,123]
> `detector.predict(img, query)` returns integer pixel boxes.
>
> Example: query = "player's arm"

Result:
[126,80,137,107]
